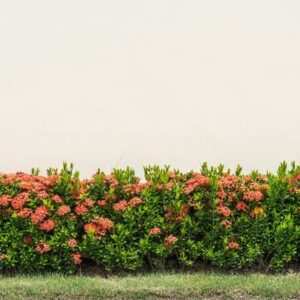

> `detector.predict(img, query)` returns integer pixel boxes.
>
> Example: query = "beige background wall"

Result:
[1,1,300,177]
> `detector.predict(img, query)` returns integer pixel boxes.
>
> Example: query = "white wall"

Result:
[1,0,300,177]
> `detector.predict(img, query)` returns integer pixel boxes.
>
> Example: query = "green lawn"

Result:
[0,272,299,299]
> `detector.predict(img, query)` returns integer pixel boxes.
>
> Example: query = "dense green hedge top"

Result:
[0,162,300,273]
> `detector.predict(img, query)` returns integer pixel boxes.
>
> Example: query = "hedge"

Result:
[0,162,300,273]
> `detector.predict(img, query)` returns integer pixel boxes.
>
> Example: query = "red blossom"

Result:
[149,227,161,235]
[220,219,231,229]
[217,189,227,200]
[84,198,95,207]
[184,173,210,195]
[228,241,239,250]
[128,197,143,207]
[75,204,88,215]
[39,219,55,232]
[236,201,248,212]
[219,175,239,188]
[35,241,51,253]
[67,239,77,248]
[11,192,29,210]
[243,190,263,202]
[84,223,97,234]
[164,235,178,248]
[98,199,106,206]
[57,205,71,216]
[84,217,113,236]
[37,191,48,199]
[17,208,32,218]
[0,195,11,206]
[31,206,48,224]
[71,253,82,265]
[217,205,231,217]
[113,200,127,211]
[52,195,63,204]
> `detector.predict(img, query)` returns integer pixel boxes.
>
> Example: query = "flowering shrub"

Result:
[0,162,300,273]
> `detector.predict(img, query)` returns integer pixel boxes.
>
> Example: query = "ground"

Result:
[0,272,299,299]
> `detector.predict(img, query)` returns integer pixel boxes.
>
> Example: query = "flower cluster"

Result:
[184,173,210,194]
[84,217,113,237]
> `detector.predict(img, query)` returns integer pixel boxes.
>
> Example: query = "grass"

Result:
[0,272,299,299]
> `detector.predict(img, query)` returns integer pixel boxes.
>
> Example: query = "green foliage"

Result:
[0,162,300,273]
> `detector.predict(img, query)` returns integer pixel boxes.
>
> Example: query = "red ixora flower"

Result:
[17,208,32,218]
[228,241,239,250]
[31,205,48,224]
[37,191,48,199]
[220,219,231,229]
[184,173,210,195]
[149,227,161,235]
[35,241,51,253]
[84,223,97,234]
[39,218,55,232]
[236,201,248,212]
[67,239,77,248]
[217,189,227,200]
[243,190,263,202]
[75,204,88,215]
[164,235,178,248]
[71,252,82,265]
[0,195,11,206]
[128,197,143,207]
[217,205,231,217]
[52,195,63,204]
[11,192,29,210]
[219,175,239,188]
[113,200,128,211]
[84,217,113,236]
[57,205,71,216]
[98,199,107,206]
[84,198,95,207]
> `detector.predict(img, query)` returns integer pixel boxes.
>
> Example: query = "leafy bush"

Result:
[0,162,300,273]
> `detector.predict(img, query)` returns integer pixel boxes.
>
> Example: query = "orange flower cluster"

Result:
[184,173,210,195]
[164,235,178,248]
[11,192,29,209]
[35,241,51,253]
[228,241,239,250]
[71,253,82,265]
[220,219,231,229]
[217,174,267,221]
[67,239,78,248]
[243,190,263,202]
[113,200,128,211]
[128,197,143,207]
[75,204,88,215]
[149,227,161,235]
[217,205,231,217]
[57,205,71,216]
[0,195,11,206]
[84,217,113,237]
[39,218,55,232]
[123,183,148,194]
[31,206,48,224]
